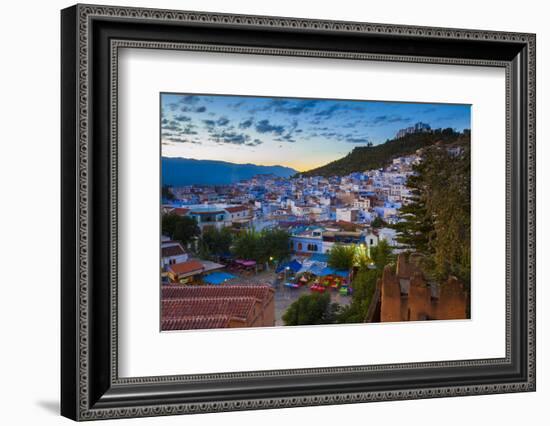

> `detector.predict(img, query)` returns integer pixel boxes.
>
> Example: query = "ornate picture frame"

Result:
[61,4,536,421]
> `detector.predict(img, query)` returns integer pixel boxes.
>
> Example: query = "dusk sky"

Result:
[161,93,471,172]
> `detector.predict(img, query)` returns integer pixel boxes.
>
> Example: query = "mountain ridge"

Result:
[162,157,297,186]
[300,128,470,177]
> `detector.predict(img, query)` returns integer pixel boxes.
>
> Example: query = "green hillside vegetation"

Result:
[301,128,470,177]
[393,142,471,288]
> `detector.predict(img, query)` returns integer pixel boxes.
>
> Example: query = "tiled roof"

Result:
[162,315,230,331]
[168,260,204,275]
[225,205,249,213]
[172,208,190,216]
[161,244,185,258]
[160,285,275,331]
[190,210,225,215]
[162,285,274,301]
[162,297,257,321]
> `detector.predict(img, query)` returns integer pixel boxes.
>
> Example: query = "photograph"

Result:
[160,93,472,331]
[56,2,536,421]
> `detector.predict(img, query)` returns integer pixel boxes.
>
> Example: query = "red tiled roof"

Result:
[190,210,225,215]
[162,297,257,321]
[225,206,250,213]
[162,285,274,301]
[162,315,230,331]
[168,260,204,276]
[161,244,185,258]
[160,285,274,331]
[172,208,190,216]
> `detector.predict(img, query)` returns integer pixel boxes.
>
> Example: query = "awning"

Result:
[235,259,256,267]
[310,253,329,263]
[276,259,302,273]
[317,267,349,278]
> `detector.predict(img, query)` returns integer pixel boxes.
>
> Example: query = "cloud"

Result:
[178,95,200,105]
[162,135,201,144]
[345,136,370,144]
[230,100,246,109]
[203,117,230,128]
[343,120,361,129]
[202,119,216,127]
[211,130,251,145]
[270,99,318,115]
[255,119,285,135]
[245,139,263,147]
[369,115,410,125]
[179,104,208,113]
[238,118,254,129]
[314,104,341,118]
[162,120,181,131]
[174,115,191,122]
[276,134,297,143]
[180,126,198,135]
[216,117,229,126]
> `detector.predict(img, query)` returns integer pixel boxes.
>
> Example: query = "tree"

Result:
[199,227,233,259]
[327,244,356,270]
[161,185,175,201]
[283,292,340,326]
[354,243,371,270]
[260,228,290,264]
[161,214,200,246]
[335,242,393,324]
[370,239,395,270]
[392,143,471,286]
[232,228,291,265]
[336,268,379,323]
[370,216,386,229]
[232,229,262,261]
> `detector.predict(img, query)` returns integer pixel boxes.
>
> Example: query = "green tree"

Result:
[161,185,175,201]
[336,268,379,323]
[327,244,356,270]
[232,228,291,265]
[283,292,340,326]
[200,227,233,259]
[370,239,395,270]
[392,143,471,286]
[232,229,262,261]
[260,228,290,264]
[354,243,372,270]
[161,214,200,246]
[370,216,387,229]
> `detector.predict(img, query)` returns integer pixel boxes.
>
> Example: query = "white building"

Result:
[336,208,359,223]
[353,198,371,209]
[161,241,188,268]
[378,227,398,247]
[225,205,252,222]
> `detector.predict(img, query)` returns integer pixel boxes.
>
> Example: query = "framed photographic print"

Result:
[61,4,536,421]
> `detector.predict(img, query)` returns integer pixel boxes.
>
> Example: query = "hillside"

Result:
[301,128,470,177]
[162,157,297,186]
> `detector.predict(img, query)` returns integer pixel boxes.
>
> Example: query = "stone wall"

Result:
[377,253,468,322]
